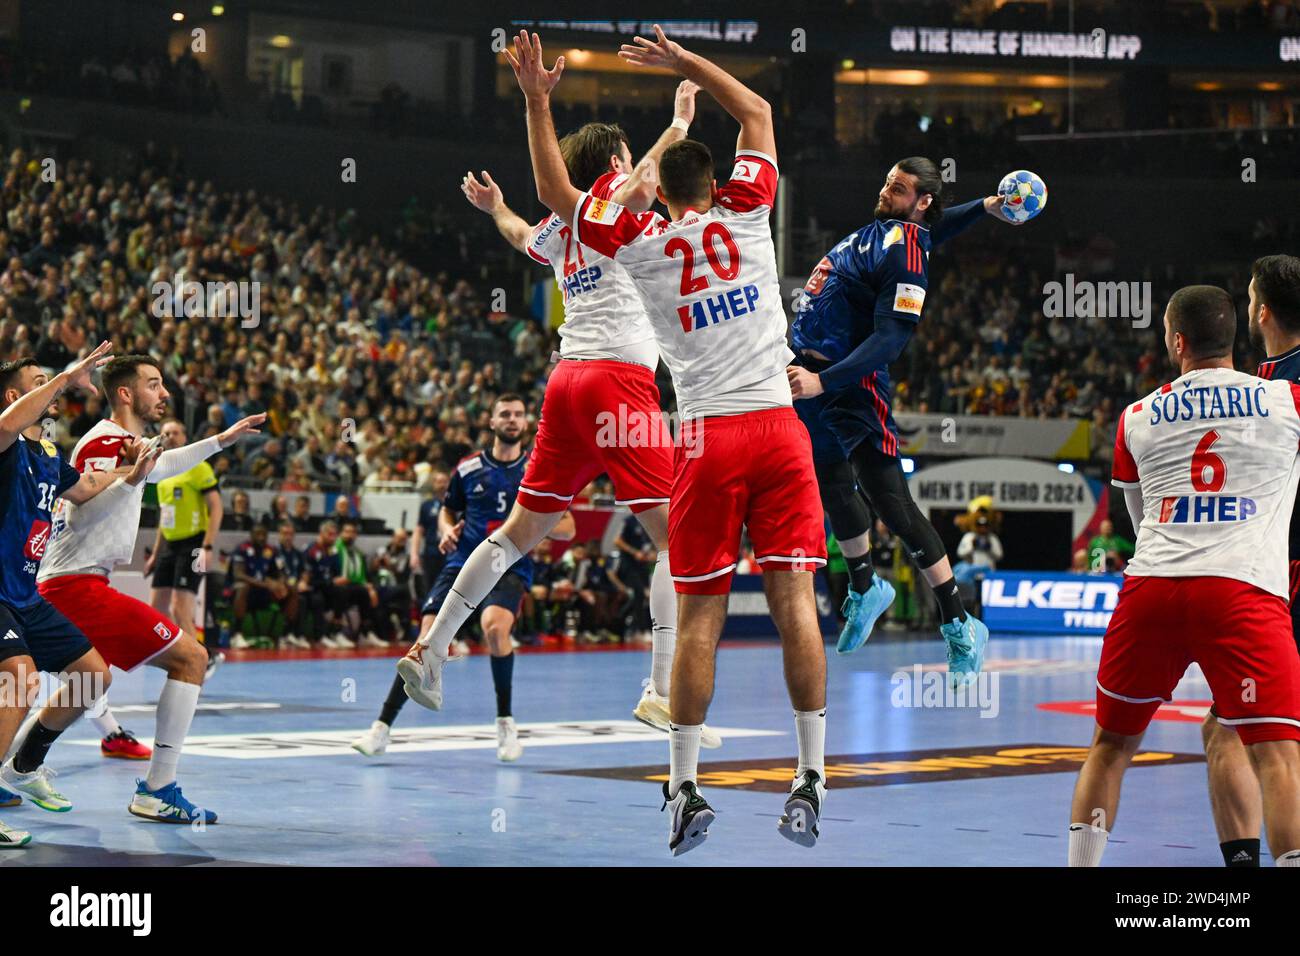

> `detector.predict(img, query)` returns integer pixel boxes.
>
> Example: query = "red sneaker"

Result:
[101,729,152,760]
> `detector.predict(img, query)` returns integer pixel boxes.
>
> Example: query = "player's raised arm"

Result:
[0,341,112,453]
[620,25,775,162]
[462,170,533,253]
[507,31,581,226]
[611,80,699,212]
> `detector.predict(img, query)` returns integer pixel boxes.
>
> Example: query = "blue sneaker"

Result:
[0,786,20,809]
[939,615,990,689]
[836,577,896,655]
[128,780,218,825]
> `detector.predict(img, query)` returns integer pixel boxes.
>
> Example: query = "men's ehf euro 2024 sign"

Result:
[889,26,1142,61]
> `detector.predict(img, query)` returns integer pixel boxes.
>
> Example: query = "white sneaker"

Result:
[0,819,31,848]
[777,770,826,848]
[230,633,253,649]
[450,638,471,658]
[632,681,723,749]
[203,650,225,683]
[496,717,523,762]
[396,642,447,710]
[292,634,311,648]
[319,634,340,649]
[0,759,72,812]
[350,720,391,757]
[333,632,357,649]
[360,633,388,649]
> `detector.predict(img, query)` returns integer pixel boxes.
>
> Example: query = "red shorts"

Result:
[1096,575,1300,744]
[37,574,182,672]
[517,359,673,514]
[669,406,826,595]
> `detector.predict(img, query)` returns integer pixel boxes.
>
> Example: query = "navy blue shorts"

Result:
[0,598,96,673]
[420,566,526,619]
[792,354,900,462]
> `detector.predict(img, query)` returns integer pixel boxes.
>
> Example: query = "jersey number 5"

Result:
[665,222,741,296]
[1191,430,1227,492]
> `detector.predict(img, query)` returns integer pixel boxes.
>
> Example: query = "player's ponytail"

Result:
[896,156,944,226]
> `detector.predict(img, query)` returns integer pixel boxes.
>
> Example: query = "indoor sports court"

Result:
[0,632,1226,868]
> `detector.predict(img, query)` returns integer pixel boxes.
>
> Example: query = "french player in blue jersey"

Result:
[354,394,573,762]
[1203,254,1300,868]
[0,345,161,847]
[786,157,1025,682]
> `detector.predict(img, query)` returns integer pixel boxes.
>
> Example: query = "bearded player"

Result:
[500,28,829,854]
[402,75,722,748]
[23,355,262,823]
[786,159,1026,677]
[1067,286,1300,868]
[1200,254,1300,866]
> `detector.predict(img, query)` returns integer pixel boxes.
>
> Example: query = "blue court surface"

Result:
[0,633,1229,867]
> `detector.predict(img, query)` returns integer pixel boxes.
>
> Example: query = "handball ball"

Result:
[997,170,1047,223]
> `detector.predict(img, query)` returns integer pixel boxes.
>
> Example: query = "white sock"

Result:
[669,723,701,798]
[1067,823,1109,867]
[1277,849,1300,867]
[422,534,521,655]
[146,679,201,791]
[649,550,676,697]
[794,709,826,779]
[90,708,121,738]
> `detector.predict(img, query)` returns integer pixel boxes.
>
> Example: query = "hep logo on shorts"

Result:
[24,519,51,559]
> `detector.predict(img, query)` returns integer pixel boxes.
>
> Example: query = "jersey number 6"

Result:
[1191,429,1227,492]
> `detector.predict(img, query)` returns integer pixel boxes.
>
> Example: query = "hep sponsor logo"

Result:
[560,264,602,298]
[24,519,50,559]
[676,283,761,332]
[1158,495,1256,523]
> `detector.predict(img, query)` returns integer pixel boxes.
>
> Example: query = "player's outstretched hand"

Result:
[674,79,700,124]
[787,365,825,400]
[619,24,684,71]
[462,170,503,214]
[506,30,564,100]
[218,413,267,448]
[984,194,1026,225]
[66,340,114,397]
[124,436,164,486]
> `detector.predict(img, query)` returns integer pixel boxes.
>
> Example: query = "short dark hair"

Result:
[493,392,525,412]
[102,355,162,408]
[0,358,40,407]
[659,140,714,207]
[340,518,359,531]
[1252,254,1300,336]
[1167,285,1236,359]
[558,123,629,192]
[895,156,945,226]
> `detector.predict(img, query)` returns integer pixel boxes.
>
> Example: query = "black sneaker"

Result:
[661,780,715,857]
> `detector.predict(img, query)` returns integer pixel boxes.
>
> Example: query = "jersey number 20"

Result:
[665,222,741,296]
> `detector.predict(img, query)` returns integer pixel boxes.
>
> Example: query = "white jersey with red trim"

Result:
[1112,367,1300,597]
[528,171,658,369]
[575,150,793,418]
[40,418,144,577]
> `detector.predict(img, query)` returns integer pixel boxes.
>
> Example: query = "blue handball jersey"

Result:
[0,436,80,608]
[444,449,533,587]
[1257,344,1300,562]
[791,198,986,392]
